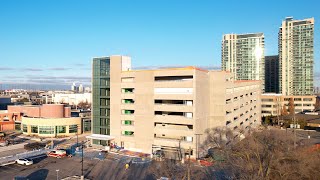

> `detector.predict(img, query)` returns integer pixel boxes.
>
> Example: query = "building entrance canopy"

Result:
[86,134,114,141]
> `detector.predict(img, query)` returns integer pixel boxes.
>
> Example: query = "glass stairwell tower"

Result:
[92,57,111,145]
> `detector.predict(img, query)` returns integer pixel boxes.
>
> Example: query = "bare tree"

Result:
[77,100,91,109]
[281,104,288,115]
[315,97,320,111]
[212,129,320,180]
[201,127,235,150]
[59,98,65,104]
[147,159,214,180]
[17,97,29,103]
[288,98,295,115]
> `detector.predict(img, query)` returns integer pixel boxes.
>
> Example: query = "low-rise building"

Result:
[52,92,91,106]
[0,110,21,131]
[7,104,81,137]
[261,94,316,117]
[71,109,91,133]
[0,96,11,110]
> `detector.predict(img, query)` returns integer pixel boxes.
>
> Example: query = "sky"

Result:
[0,0,320,88]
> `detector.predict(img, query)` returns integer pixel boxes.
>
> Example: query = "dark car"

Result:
[154,150,165,158]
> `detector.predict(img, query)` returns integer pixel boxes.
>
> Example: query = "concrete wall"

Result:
[102,55,262,158]
[41,104,64,118]
[0,121,15,131]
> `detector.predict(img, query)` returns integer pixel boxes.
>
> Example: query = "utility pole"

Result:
[178,137,182,161]
[293,109,297,150]
[81,141,84,180]
[77,132,79,148]
[56,169,59,180]
[76,124,80,149]
[277,96,280,125]
[187,146,191,180]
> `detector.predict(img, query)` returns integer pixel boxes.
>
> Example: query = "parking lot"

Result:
[0,151,154,180]
[0,132,158,180]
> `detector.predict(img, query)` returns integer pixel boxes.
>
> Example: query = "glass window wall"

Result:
[39,126,54,134]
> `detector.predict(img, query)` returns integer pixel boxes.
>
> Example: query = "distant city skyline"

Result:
[0,0,319,87]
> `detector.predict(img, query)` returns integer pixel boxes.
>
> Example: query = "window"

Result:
[122,99,134,104]
[262,99,274,102]
[122,120,134,126]
[69,125,78,133]
[22,124,28,133]
[100,78,109,86]
[100,108,109,116]
[123,110,134,115]
[100,88,110,96]
[122,131,134,136]
[83,120,91,132]
[39,126,54,134]
[185,136,193,142]
[121,77,134,83]
[185,112,193,118]
[31,125,38,133]
[100,98,109,106]
[122,88,134,93]
[57,126,66,133]
[99,118,108,126]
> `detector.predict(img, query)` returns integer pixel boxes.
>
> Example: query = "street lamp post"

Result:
[77,131,79,148]
[56,169,59,180]
[81,141,84,180]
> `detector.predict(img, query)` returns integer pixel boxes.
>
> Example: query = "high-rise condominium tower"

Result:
[265,55,279,93]
[222,33,265,92]
[279,17,314,95]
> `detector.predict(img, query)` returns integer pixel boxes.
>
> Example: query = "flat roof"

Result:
[262,93,282,96]
[234,80,260,83]
[86,134,114,141]
[125,66,209,73]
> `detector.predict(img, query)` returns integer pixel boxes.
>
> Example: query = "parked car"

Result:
[0,131,5,137]
[199,159,214,167]
[154,150,165,158]
[47,150,67,158]
[0,140,8,147]
[15,158,33,165]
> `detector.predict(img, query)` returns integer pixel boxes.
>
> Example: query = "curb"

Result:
[0,161,15,166]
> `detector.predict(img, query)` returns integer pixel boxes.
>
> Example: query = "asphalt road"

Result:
[0,152,154,180]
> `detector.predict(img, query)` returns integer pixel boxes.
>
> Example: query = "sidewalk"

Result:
[117,149,150,158]
[0,143,27,153]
